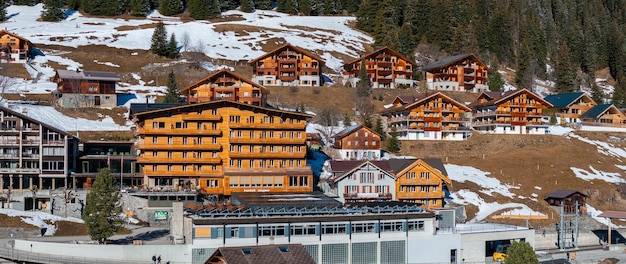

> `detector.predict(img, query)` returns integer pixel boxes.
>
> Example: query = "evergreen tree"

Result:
[386,127,400,153]
[82,168,123,244]
[161,0,184,16]
[488,64,505,91]
[188,0,221,19]
[277,0,297,14]
[355,0,377,32]
[374,116,385,141]
[612,76,626,108]
[130,0,151,16]
[342,113,351,127]
[150,22,168,57]
[66,0,80,10]
[240,0,255,13]
[505,241,538,264]
[590,82,604,104]
[363,115,372,128]
[255,0,273,10]
[356,60,370,97]
[299,0,312,15]
[41,0,66,22]
[167,33,179,59]
[163,71,182,103]
[554,42,577,93]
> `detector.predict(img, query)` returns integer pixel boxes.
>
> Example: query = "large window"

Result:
[290,225,316,236]
[258,225,285,237]
[322,224,346,234]
[360,172,374,183]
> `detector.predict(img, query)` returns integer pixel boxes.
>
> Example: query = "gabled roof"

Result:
[180,69,268,93]
[422,53,488,72]
[580,104,621,119]
[56,70,120,82]
[328,160,394,183]
[129,103,186,116]
[249,43,325,64]
[381,92,471,115]
[343,46,418,68]
[543,92,592,108]
[544,189,587,199]
[0,105,76,139]
[395,158,451,184]
[0,30,32,44]
[468,89,553,109]
[132,100,313,121]
[393,95,421,105]
[333,124,380,139]
[204,244,316,264]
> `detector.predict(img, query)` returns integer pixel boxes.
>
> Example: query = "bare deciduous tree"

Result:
[181,31,191,52]
[0,74,16,103]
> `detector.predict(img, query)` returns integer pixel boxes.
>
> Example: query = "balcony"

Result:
[387,116,424,123]
[138,156,222,164]
[228,152,305,159]
[278,75,297,81]
[138,143,222,151]
[42,140,65,146]
[229,137,306,145]
[344,192,393,200]
[0,168,40,174]
[228,122,306,130]
[21,154,40,159]
[181,114,222,122]
[215,77,237,84]
[139,127,223,136]
[396,191,444,200]
[143,170,210,177]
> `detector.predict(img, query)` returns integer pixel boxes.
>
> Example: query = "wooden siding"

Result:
[395,161,450,210]
[184,71,267,106]
[135,104,312,196]
[57,80,117,94]
[251,46,324,86]
[385,94,470,134]
[472,92,551,130]
[343,47,415,88]
[426,57,489,93]
[334,127,381,150]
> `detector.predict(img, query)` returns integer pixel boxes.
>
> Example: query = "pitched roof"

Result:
[129,103,186,116]
[249,43,325,64]
[0,105,76,138]
[56,70,120,82]
[543,92,588,108]
[0,30,32,44]
[580,104,616,119]
[180,69,268,93]
[381,92,471,114]
[132,100,314,121]
[422,53,487,72]
[597,210,626,219]
[343,46,418,68]
[468,89,553,109]
[544,189,586,199]
[395,159,451,184]
[328,160,394,182]
[332,124,380,139]
[204,244,316,264]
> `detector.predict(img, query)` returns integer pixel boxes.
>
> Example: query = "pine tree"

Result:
[374,116,386,141]
[188,0,221,19]
[299,0,312,15]
[342,113,351,127]
[505,241,538,264]
[255,0,273,10]
[590,82,604,104]
[612,76,626,108]
[220,0,237,13]
[488,64,505,91]
[167,33,179,59]
[240,0,255,13]
[41,0,66,22]
[386,127,400,153]
[82,168,123,244]
[161,0,184,16]
[355,0,377,32]
[163,71,183,103]
[554,42,577,93]
[150,22,168,57]
[130,0,151,16]
[356,60,370,97]
[277,0,297,14]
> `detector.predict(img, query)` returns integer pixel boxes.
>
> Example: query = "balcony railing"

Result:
[138,156,222,164]
[228,122,306,130]
[229,137,306,145]
[181,114,222,121]
[137,143,222,151]
[228,152,305,159]
[139,128,223,136]
[343,193,393,199]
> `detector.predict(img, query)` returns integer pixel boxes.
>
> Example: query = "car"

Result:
[493,244,510,262]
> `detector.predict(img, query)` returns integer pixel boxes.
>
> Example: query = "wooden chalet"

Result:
[181,69,268,106]
[0,30,34,63]
[544,189,587,214]
[393,158,451,210]
[324,158,450,209]
[249,43,325,87]
[579,104,626,127]
[332,124,382,160]
[205,244,316,264]
[53,69,120,108]
[381,92,472,140]
[422,53,489,93]
[131,100,314,196]
[469,89,553,134]
[342,46,418,89]
[543,92,597,124]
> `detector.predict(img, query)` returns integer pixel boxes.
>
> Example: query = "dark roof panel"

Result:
[206,244,316,264]
[580,104,613,119]
[544,189,586,199]
[543,92,585,108]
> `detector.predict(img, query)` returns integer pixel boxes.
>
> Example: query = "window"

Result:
[183,165,188,171]
[152,165,157,171]
[198,137,203,144]
[407,221,425,231]
[346,185,359,193]
[168,137,172,144]
[167,151,173,158]
[375,185,388,193]
[152,137,158,144]
[183,152,188,158]
[420,186,429,192]
[167,165,172,171]
[289,176,298,187]
[290,225,316,236]
[360,172,374,183]
[258,225,285,237]
[420,172,430,179]
[406,172,416,179]
[378,173,385,180]
[153,151,157,157]
[211,109,218,115]
[183,137,188,144]
[351,222,375,233]
[321,224,346,234]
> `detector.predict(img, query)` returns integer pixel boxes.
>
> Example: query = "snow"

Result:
[7,103,131,132]
[0,208,83,236]
[450,189,542,222]
[570,166,625,184]
[445,164,516,198]
[586,204,626,228]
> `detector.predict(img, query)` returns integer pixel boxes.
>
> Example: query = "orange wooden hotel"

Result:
[132,100,313,196]
[180,69,268,106]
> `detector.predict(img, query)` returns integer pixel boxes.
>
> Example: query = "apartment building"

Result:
[342,46,417,88]
[131,100,313,196]
[0,105,79,191]
[423,53,489,93]
[181,69,268,106]
[250,43,325,87]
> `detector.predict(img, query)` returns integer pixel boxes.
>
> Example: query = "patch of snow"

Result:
[0,208,83,236]
[534,186,542,190]
[445,164,516,198]
[450,189,541,222]
[570,166,625,184]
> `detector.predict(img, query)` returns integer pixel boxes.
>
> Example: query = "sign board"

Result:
[154,211,168,220]
[357,193,379,198]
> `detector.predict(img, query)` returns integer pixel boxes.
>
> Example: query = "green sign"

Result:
[155,211,168,220]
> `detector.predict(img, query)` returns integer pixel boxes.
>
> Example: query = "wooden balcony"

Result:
[143,170,211,177]
[215,77,237,84]
[228,152,305,159]
[138,156,222,164]
[278,75,298,81]
[228,122,306,130]
[396,191,444,200]
[181,114,222,122]
[229,137,306,145]
[137,143,222,151]
[139,127,223,136]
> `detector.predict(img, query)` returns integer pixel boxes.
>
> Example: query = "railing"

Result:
[137,143,222,151]
[137,156,222,164]
[0,246,143,264]
[228,122,306,130]
[181,114,222,121]
[228,152,305,159]
[581,121,626,128]
[139,128,222,136]
[343,193,393,199]
[229,137,306,144]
